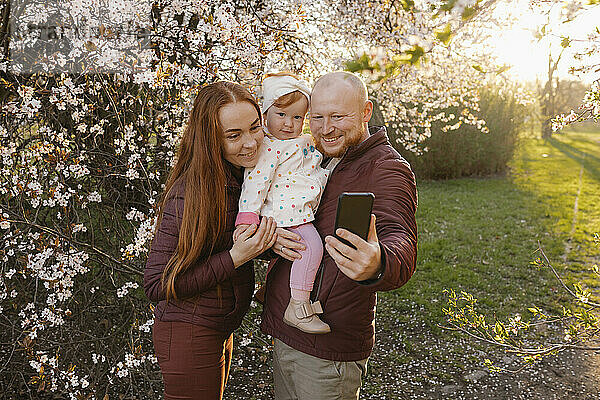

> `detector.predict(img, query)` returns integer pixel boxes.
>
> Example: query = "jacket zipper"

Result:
[312,150,347,301]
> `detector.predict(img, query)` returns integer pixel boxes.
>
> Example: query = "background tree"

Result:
[0,1,299,396]
[531,1,585,138]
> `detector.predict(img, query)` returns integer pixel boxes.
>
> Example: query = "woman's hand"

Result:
[230,217,277,268]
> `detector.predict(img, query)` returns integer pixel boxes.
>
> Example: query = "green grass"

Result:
[388,128,600,324]
[511,130,600,286]
[391,177,560,323]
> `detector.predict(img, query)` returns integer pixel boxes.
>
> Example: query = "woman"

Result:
[144,81,277,399]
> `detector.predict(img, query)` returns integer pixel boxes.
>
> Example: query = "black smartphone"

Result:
[334,192,375,249]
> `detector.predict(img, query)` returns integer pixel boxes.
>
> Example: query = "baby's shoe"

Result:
[283,298,331,334]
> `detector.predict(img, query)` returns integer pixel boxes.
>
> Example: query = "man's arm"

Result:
[324,157,417,292]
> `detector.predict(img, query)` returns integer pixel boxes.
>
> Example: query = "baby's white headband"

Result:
[261,75,311,114]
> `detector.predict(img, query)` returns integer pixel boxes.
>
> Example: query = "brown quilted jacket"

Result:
[260,126,418,361]
[144,164,254,334]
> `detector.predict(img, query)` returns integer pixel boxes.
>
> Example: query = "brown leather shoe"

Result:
[283,298,331,334]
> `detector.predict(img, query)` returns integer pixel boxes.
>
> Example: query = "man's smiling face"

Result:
[309,81,370,158]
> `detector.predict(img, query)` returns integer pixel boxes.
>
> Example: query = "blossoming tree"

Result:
[1,0,302,396]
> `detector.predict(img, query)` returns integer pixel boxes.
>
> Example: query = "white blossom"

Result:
[87,191,102,202]
[138,318,154,333]
[116,281,139,298]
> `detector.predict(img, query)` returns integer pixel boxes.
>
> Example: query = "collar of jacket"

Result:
[341,125,389,163]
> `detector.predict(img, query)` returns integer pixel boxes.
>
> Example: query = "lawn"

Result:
[224,128,600,399]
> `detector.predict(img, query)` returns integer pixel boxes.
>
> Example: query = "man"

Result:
[259,71,418,399]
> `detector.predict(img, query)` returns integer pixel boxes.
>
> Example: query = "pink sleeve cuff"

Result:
[235,212,260,226]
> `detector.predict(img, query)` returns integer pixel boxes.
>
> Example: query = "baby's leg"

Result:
[287,223,323,302]
[284,223,329,334]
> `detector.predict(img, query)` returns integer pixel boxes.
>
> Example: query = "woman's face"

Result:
[219,101,263,168]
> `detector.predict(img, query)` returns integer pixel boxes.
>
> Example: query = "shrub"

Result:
[391,86,526,180]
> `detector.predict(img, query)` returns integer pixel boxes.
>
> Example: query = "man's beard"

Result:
[315,126,365,158]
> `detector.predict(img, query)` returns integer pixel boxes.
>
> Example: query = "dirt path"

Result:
[437,349,600,399]
[359,301,600,399]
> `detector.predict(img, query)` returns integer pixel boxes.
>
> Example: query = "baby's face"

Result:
[264,96,308,140]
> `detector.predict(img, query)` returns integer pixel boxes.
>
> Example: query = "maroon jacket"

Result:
[144,164,254,334]
[260,126,418,361]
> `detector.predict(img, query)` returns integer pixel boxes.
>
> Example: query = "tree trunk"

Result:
[541,117,553,138]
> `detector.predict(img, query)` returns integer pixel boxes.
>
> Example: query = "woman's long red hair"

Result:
[154,81,261,301]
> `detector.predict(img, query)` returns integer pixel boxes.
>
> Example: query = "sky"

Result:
[488,1,600,83]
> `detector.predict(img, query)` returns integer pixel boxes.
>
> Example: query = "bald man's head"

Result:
[312,71,368,106]
[309,71,373,157]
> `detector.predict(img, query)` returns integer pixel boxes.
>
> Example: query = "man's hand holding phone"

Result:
[325,214,382,281]
[272,191,383,281]
[272,228,305,261]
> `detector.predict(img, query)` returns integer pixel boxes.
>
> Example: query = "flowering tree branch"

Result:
[441,237,600,373]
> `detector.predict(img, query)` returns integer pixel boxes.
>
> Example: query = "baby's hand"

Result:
[234,224,250,241]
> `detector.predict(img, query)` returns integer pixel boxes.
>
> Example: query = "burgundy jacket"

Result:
[260,126,418,361]
[144,164,254,334]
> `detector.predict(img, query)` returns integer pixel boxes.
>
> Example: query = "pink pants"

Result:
[288,223,324,292]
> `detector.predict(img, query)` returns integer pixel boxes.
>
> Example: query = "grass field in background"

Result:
[395,127,600,324]
[512,128,600,288]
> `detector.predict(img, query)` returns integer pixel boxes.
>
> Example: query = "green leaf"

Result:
[560,37,571,48]
[462,6,477,20]
[344,53,378,73]
[493,321,505,336]
[397,45,425,65]
[440,0,457,12]
[495,65,511,75]
[399,0,415,12]
[435,23,453,45]
[472,64,486,73]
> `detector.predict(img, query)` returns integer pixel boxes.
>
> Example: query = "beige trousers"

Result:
[273,339,368,400]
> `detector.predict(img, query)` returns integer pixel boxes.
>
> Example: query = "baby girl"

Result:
[234,72,330,334]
